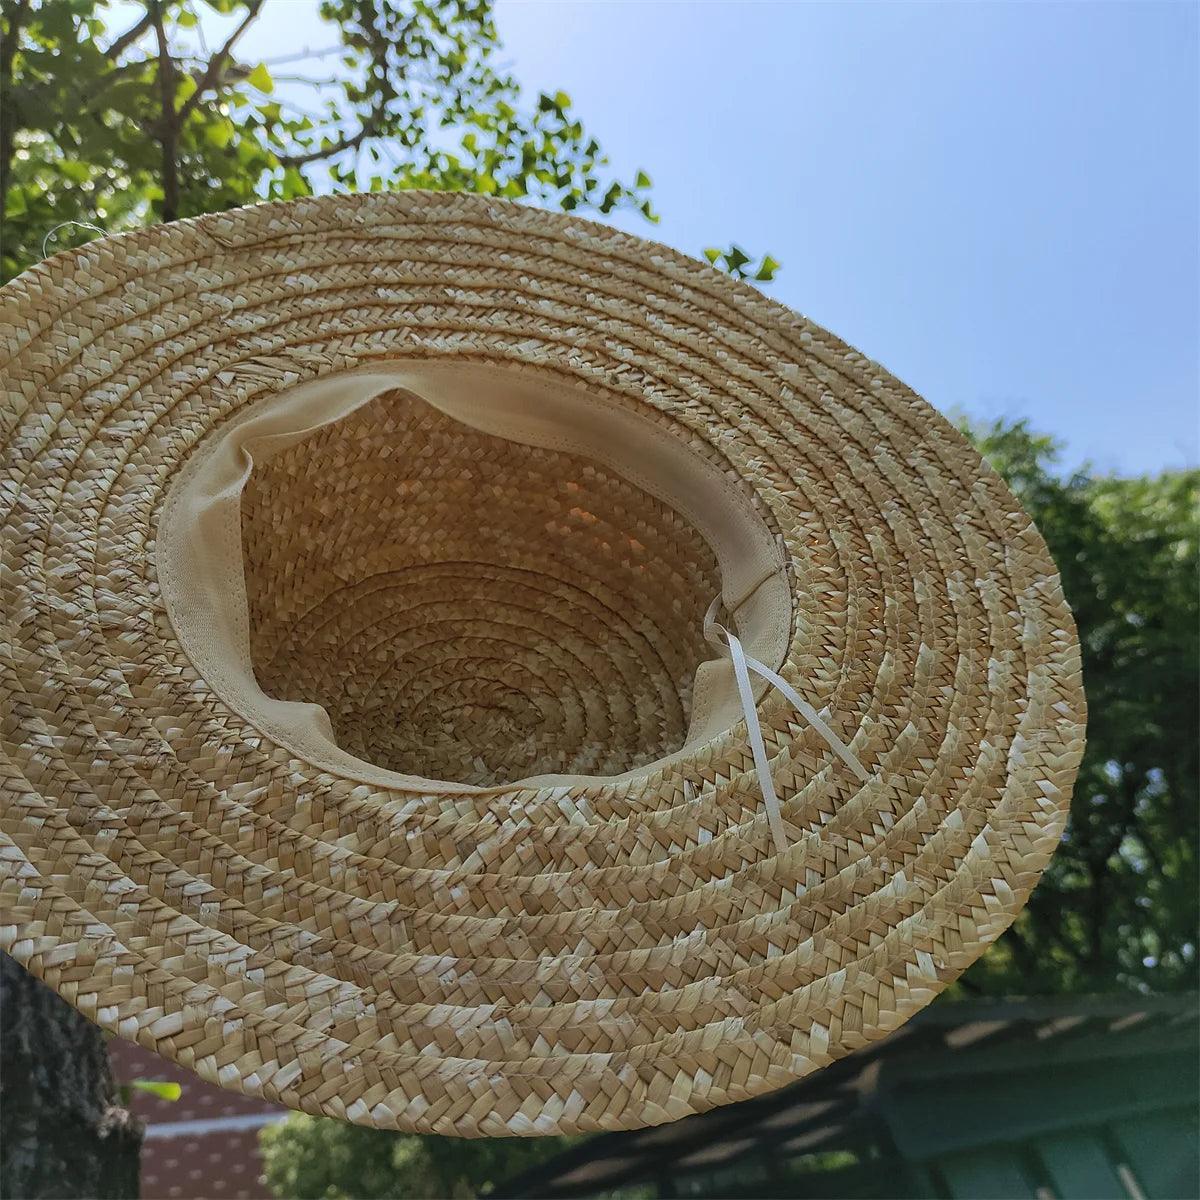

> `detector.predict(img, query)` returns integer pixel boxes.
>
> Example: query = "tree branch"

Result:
[276,0,401,171]
[259,45,344,66]
[278,105,388,168]
[176,0,264,124]
[150,2,180,222]
[1001,917,1043,983]
[104,9,154,62]
[0,0,32,223]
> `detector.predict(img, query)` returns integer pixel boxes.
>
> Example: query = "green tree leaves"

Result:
[957,419,1198,996]
[259,1113,571,1199]
[1,0,777,286]
[0,0,645,275]
[704,244,781,281]
[129,1079,183,1103]
[245,62,273,93]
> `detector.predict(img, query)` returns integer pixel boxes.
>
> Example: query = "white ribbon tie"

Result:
[704,595,870,855]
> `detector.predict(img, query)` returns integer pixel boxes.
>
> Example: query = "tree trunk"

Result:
[0,952,142,1199]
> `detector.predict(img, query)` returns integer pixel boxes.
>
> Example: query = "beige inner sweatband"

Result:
[157,361,792,794]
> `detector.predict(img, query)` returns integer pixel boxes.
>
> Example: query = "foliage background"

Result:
[0,0,776,281]
[2,1,1194,1197]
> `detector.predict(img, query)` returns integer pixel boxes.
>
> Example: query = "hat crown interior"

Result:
[242,387,721,787]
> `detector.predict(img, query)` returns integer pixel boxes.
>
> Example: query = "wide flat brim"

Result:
[0,192,1085,1136]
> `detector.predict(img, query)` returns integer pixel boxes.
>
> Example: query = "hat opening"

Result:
[240,389,723,787]
[160,363,790,792]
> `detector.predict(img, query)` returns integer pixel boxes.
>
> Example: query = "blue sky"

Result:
[495,2,1199,476]
[120,0,1199,475]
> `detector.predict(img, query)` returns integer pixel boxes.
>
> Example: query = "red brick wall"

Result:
[108,1038,289,1200]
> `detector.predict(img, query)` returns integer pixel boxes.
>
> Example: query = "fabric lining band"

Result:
[159,361,795,792]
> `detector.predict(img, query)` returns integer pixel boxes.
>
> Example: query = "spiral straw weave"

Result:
[241,393,722,787]
[0,193,1085,1136]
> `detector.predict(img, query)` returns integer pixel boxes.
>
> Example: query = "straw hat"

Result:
[0,193,1085,1137]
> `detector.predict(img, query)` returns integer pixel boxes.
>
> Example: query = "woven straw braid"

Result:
[241,395,722,786]
[0,192,1084,1136]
